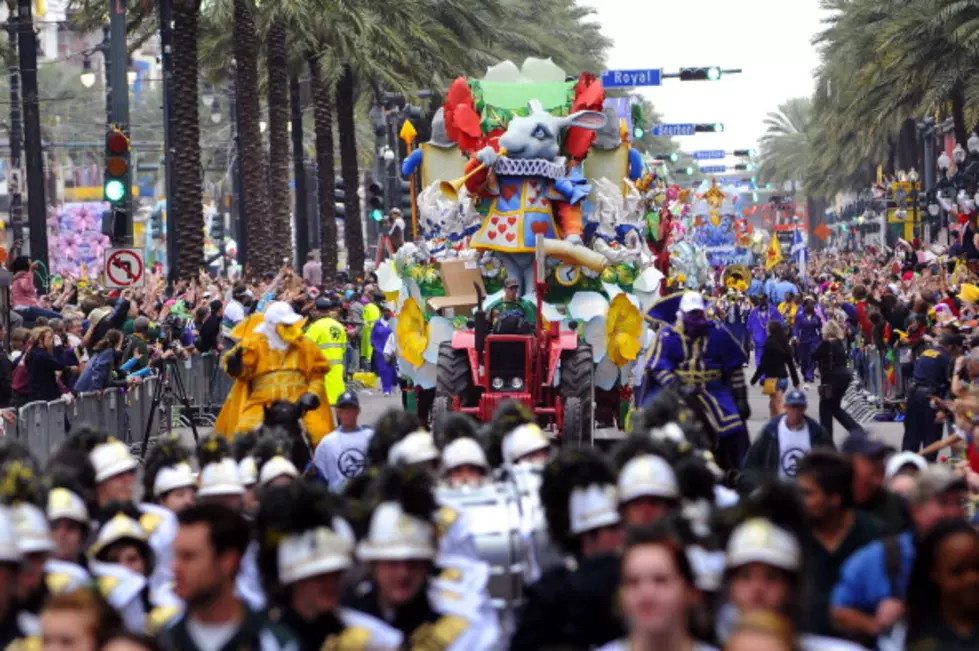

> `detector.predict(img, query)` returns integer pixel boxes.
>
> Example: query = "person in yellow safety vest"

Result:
[306,299,347,406]
[360,293,383,369]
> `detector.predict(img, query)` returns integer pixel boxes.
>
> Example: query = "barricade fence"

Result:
[847,345,907,423]
[3,352,234,465]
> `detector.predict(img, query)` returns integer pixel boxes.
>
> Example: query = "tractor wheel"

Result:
[435,342,474,404]
[431,395,452,435]
[560,344,594,444]
[562,396,585,448]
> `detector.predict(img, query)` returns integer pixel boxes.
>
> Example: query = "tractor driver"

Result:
[488,276,537,331]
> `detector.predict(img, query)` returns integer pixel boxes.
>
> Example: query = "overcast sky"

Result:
[582,0,831,159]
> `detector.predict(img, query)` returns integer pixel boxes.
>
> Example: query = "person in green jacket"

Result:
[360,294,382,370]
[488,277,537,327]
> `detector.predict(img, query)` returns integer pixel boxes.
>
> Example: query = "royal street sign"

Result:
[600,69,662,88]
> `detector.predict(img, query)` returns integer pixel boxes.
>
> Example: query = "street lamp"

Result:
[382,147,395,163]
[80,56,96,88]
[210,98,221,124]
[201,83,215,108]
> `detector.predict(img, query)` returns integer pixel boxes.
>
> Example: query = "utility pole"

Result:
[109,0,131,244]
[5,16,24,254]
[290,76,308,268]
[17,0,47,276]
[159,0,177,280]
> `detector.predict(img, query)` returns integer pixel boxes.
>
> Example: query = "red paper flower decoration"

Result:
[443,77,484,153]
[564,73,604,161]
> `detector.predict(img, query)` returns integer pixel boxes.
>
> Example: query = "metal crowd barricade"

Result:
[2,352,235,462]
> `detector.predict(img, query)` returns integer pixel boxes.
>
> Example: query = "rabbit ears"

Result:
[561,110,608,131]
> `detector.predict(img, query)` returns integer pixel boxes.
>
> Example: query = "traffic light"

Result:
[365,177,384,222]
[398,179,412,213]
[695,123,724,133]
[104,128,130,205]
[335,179,346,220]
[674,167,695,175]
[208,211,224,241]
[733,149,754,157]
[679,67,721,81]
[633,125,644,139]
[733,163,753,171]
[654,153,680,163]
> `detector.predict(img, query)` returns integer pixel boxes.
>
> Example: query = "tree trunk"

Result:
[952,83,968,148]
[335,64,365,277]
[309,55,338,283]
[171,0,204,279]
[265,19,293,266]
[233,0,272,275]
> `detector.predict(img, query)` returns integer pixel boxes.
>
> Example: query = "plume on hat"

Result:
[611,432,677,471]
[367,409,421,466]
[485,399,536,467]
[197,434,232,468]
[231,430,259,462]
[540,449,617,555]
[143,434,194,500]
[434,412,481,449]
[717,480,807,546]
[46,454,98,514]
[253,432,294,475]
[0,440,39,475]
[0,460,43,506]
[372,464,438,524]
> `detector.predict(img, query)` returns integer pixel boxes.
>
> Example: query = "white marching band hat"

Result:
[13,503,55,554]
[197,458,245,497]
[89,439,138,483]
[0,506,21,563]
[618,455,680,503]
[357,502,436,562]
[388,430,440,466]
[568,484,620,536]
[88,512,149,561]
[441,438,489,472]
[238,457,259,486]
[46,488,89,525]
[502,423,550,465]
[153,462,197,498]
[278,518,356,585]
[725,517,801,572]
[259,456,300,487]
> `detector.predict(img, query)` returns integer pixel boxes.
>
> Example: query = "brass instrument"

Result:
[440,148,508,200]
[722,264,750,293]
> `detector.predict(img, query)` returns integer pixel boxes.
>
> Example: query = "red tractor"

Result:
[431,235,596,445]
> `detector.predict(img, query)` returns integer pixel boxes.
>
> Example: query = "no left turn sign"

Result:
[104,248,145,288]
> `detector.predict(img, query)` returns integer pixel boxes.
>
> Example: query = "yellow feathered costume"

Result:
[215,302,335,444]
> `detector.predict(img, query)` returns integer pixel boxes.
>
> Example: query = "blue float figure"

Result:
[747,295,784,367]
[793,297,823,384]
[370,311,397,396]
[642,292,751,473]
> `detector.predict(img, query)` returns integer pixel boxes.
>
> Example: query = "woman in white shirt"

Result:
[598,524,718,651]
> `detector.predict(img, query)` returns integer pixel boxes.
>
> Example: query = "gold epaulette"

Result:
[408,615,468,651]
[3,637,41,651]
[140,512,163,535]
[321,626,371,651]
[145,606,182,636]
[434,506,458,539]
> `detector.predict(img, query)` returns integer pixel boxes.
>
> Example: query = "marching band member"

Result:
[87,504,182,634]
[255,480,402,650]
[502,423,552,468]
[345,466,500,650]
[142,435,197,515]
[612,434,680,527]
[0,506,27,649]
[194,435,265,610]
[253,434,301,490]
[438,414,491,489]
[231,431,260,517]
[44,482,92,594]
[511,449,625,651]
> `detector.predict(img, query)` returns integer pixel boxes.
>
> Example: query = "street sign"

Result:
[693,150,726,161]
[104,248,145,288]
[651,124,696,137]
[600,69,662,88]
[700,165,727,174]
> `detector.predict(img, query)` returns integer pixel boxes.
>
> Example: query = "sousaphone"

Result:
[722,264,750,293]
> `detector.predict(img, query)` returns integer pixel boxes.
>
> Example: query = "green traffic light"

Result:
[104,179,125,202]
[370,208,383,222]
[706,67,721,81]
[714,123,724,133]
[686,166,694,175]
[752,191,759,202]
[670,153,679,162]
[633,126,644,139]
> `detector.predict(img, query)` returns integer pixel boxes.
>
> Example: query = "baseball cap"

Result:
[841,430,891,458]
[335,391,359,408]
[679,292,706,313]
[784,389,807,407]
[504,276,519,288]
[908,465,967,504]
[884,451,927,481]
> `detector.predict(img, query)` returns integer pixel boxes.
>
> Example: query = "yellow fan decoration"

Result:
[606,294,643,367]
[395,297,429,368]
[960,283,979,304]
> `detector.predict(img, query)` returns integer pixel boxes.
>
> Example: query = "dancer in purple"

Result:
[370,309,397,396]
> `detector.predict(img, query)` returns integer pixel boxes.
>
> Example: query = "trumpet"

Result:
[440,148,508,200]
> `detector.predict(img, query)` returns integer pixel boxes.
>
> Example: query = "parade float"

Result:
[386,58,769,439]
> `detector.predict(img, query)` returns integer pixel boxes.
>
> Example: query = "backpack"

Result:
[11,346,31,396]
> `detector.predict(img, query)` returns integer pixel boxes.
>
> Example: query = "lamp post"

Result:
[80,56,96,88]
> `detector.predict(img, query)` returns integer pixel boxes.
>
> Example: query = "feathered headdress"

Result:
[142,434,193,500]
[253,433,294,476]
[367,410,422,466]
[371,464,438,525]
[485,399,536,467]
[0,460,43,507]
[231,431,259,462]
[630,389,711,451]
[197,434,232,468]
[434,412,480,449]
[540,449,617,555]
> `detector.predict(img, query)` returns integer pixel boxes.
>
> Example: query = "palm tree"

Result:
[757,97,811,189]
[171,0,205,278]
[335,64,365,276]
[231,0,273,274]
[309,54,339,283]
[265,17,294,263]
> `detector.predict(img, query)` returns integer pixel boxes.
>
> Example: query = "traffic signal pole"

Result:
[109,0,131,244]
[17,0,47,276]
[159,0,177,279]
[5,17,24,252]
